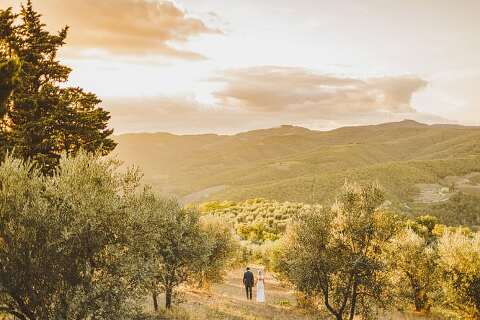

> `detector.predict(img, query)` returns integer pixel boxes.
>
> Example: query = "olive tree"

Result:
[194,215,239,289]
[438,231,480,319]
[0,152,145,320]
[140,195,207,310]
[385,228,439,313]
[278,183,399,320]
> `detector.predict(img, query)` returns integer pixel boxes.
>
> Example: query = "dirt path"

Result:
[147,270,437,320]
[149,269,319,320]
[184,270,314,320]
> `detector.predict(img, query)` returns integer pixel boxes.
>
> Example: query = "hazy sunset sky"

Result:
[6,0,480,133]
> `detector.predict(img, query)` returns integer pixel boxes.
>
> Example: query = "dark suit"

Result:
[243,270,255,300]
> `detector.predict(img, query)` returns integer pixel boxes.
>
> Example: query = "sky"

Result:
[5,0,480,134]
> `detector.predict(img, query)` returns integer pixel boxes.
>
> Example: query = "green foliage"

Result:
[277,183,400,320]
[199,200,236,212]
[0,57,20,116]
[115,121,480,214]
[0,2,115,174]
[415,215,439,234]
[0,57,20,158]
[385,228,439,313]
[139,195,208,310]
[215,157,480,208]
[430,192,480,227]
[0,152,145,320]
[200,198,320,243]
[258,240,285,272]
[437,231,480,319]
[194,215,239,288]
[406,215,440,243]
[0,151,238,318]
[234,240,282,271]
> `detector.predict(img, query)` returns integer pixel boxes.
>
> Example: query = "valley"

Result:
[115,120,480,223]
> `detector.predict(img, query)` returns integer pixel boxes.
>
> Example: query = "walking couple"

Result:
[243,267,265,303]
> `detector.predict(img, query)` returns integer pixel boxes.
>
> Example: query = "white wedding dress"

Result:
[256,276,265,303]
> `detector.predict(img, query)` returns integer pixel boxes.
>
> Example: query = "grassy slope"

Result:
[114,120,480,206]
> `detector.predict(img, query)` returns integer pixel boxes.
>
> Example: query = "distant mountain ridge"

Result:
[114,120,480,208]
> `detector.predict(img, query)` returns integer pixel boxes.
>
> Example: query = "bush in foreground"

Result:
[385,228,439,313]
[0,152,145,320]
[438,231,480,319]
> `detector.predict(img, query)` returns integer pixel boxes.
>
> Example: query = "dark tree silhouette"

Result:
[0,2,115,174]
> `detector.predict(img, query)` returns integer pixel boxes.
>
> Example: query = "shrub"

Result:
[437,231,480,319]
[277,183,400,320]
[194,215,239,288]
[0,152,145,320]
[385,228,439,312]
[200,198,321,243]
[138,196,207,310]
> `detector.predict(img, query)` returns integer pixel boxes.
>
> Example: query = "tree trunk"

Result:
[414,296,422,312]
[349,278,359,320]
[323,286,343,320]
[325,299,343,320]
[152,291,159,312]
[165,287,173,309]
[414,288,426,312]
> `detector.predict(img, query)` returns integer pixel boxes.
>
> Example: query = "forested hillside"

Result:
[115,120,480,224]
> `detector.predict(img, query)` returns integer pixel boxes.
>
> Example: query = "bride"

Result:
[256,270,265,303]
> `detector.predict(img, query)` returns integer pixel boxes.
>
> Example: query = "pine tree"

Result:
[0,58,19,114]
[0,57,20,160]
[0,1,115,174]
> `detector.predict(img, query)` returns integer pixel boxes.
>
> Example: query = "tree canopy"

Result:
[0,2,115,174]
[0,152,144,320]
[138,195,208,310]
[277,183,399,320]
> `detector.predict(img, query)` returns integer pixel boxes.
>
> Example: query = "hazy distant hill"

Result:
[114,120,480,212]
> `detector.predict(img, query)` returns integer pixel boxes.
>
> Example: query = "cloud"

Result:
[104,95,448,135]
[104,96,268,134]
[28,0,220,59]
[212,66,428,116]
[101,66,446,134]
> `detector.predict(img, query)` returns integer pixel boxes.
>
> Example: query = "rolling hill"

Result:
[114,120,480,216]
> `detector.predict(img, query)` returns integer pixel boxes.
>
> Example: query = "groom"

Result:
[243,267,255,300]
